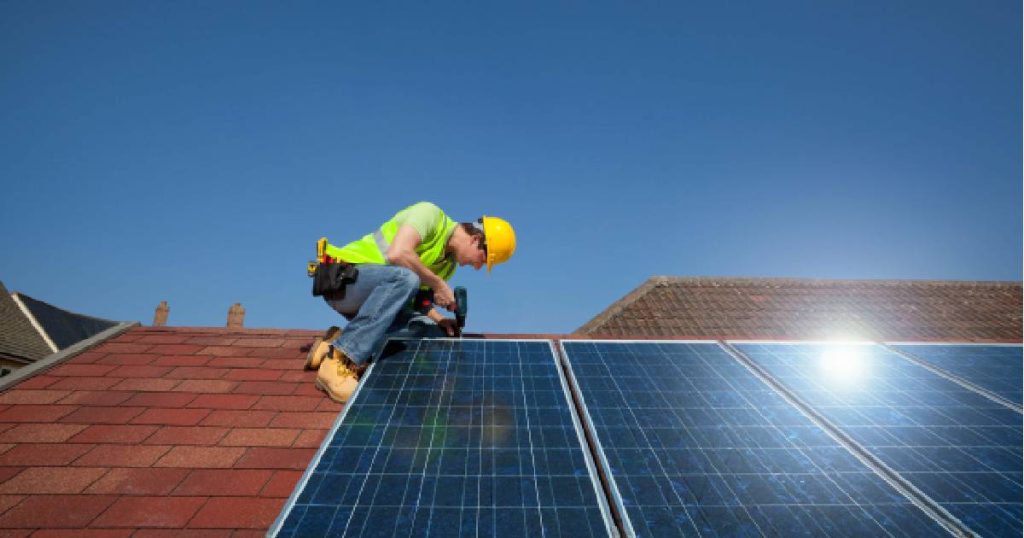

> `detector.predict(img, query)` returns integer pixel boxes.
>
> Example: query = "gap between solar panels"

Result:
[725,341,1022,537]
[718,341,974,538]
[550,340,632,538]
[880,343,1023,414]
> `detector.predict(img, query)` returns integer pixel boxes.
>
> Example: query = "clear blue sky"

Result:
[1,2,1020,333]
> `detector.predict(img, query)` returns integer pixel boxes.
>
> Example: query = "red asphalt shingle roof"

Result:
[0,326,336,536]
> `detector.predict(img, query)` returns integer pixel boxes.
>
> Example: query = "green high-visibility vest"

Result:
[325,203,458,282]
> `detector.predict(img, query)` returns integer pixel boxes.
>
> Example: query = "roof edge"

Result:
[575,276,667,334]
[0,320,140,392]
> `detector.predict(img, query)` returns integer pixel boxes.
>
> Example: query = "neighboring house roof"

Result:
[576,276,1023,342]
[0,283,52,364]
[13,293,118,350]
[0,326,335,534]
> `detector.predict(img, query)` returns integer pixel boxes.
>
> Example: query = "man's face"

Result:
[456,235,487,270]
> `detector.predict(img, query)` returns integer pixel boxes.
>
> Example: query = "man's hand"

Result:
[433,282,456,312]
[437,318,460,337]
[427,307,459,336]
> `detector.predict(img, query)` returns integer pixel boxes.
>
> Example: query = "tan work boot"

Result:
[304,326,341,370]
[341,353,368,380]
[315,351,360,404]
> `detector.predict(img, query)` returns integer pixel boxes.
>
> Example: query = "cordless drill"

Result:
[453,286,468,329]
[413,286,468,335]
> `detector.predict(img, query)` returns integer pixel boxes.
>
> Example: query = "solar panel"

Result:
[734,342,1023,537]
[270,339,614,538]
[891,344,1023,407]
[561,341,951,537]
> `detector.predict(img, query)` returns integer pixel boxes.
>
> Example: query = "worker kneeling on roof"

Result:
[305,201,516,403]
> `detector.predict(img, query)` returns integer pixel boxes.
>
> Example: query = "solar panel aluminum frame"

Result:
[880,342,1023,413]
[721,339,877,345]
[267,359,380,538]
[882,342,1023,348]
[558,338,722,538]
[267,337,619,538]
[545,338,620,538]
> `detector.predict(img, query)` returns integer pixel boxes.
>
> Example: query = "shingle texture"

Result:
[577,276,1023,342]
[0,326,333,534]
[0,282,51,363]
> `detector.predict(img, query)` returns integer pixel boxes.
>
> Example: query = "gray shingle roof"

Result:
[14,292,117,350]
[0,282,51,362]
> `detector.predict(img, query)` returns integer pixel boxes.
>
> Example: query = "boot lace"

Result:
[336,354,364,380]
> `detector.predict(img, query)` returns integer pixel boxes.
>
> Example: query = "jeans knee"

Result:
[392,267,420,293]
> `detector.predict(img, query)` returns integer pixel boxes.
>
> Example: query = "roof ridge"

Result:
[652,276,1022,287]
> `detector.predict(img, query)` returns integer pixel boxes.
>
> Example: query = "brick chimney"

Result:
[227,303,245,328]
[153,301,169,326]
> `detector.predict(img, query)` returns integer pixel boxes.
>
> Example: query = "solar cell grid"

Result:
[562,341,950,537]
[271,339,613,538]
[734,342,1023,538]
[892,344,1023,407]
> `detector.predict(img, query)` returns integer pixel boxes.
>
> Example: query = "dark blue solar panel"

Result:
[735,342,1023,537]
[562,341,950,537]
[271,339,613,538]
[892,344,1023,406]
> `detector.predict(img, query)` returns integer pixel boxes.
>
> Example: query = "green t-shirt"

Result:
[393,202,453,244]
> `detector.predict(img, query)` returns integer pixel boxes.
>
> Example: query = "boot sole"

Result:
[304,326,342,370]
[304,338,323,371]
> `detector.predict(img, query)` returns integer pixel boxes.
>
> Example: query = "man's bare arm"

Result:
[385,224,456,309]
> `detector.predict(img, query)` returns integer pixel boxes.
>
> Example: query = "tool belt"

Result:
[311,263,358,298]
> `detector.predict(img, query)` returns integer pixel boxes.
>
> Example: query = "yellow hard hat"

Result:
[481,215,516,272]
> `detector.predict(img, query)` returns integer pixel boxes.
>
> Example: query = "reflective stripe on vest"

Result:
[372,230,390,260]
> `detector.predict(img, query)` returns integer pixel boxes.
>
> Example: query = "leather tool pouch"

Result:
[312,263,358,298]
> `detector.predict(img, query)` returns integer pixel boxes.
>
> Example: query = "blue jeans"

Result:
[323,264,444,365]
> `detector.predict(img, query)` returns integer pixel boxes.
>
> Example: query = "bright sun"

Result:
[818,345,870,385]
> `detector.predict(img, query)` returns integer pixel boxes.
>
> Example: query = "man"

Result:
[305,201,516,403]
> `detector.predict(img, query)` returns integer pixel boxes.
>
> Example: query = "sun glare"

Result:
[818,345,870,385]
